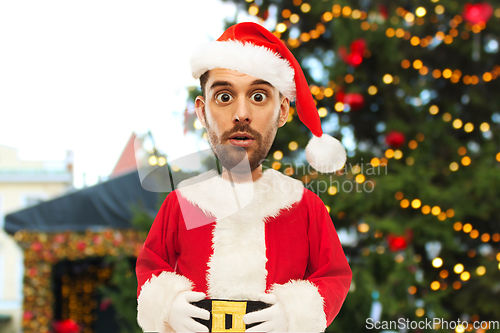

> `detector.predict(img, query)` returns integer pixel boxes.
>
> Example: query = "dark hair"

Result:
[200,71,210,96]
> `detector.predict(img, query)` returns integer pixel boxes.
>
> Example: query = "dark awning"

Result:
[4,171,161,235]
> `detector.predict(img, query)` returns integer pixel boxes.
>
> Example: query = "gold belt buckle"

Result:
[211,300,247,332]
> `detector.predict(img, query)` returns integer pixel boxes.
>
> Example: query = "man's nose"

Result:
[233,99,252,124]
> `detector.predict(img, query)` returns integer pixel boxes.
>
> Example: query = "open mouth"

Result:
[228,133,255,147]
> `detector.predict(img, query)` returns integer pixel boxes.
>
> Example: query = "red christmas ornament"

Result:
[385,131,405,148]
[350,39,367,54]
[53,319,80,333]
[463,3,493,25]
[334,90,345,103]
[378,4,389,20]
[339,39,367,67]
[343,93,365,111]
[387,234,408,252]
[345,53,363,67]
[100,298,113,311]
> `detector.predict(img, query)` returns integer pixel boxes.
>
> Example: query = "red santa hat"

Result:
[190,22,346,173]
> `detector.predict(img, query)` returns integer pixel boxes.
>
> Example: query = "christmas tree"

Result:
[182,0,500,331]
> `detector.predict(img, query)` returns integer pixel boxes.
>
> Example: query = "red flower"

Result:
[343,93,365,111]
[385,131,405,148]
[53,319,80,333]
[462,3,493,25]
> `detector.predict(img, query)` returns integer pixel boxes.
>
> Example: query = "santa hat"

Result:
[190,22,346,173]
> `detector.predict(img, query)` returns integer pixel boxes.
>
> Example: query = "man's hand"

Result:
[168,291,210,332]
[244,293,288,332]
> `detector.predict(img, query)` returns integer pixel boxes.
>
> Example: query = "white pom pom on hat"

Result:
[190,22,346,173]
[306,134,347,173]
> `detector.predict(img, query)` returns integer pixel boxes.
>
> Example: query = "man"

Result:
[136,22,351,332]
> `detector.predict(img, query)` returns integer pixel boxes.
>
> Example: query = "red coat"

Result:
[136,169,351,332]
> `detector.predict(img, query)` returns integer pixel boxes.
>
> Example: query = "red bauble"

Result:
[350,39,367,54]
[339,39,367,67]
[385,131,405,148]
[463,3,493,25]
[53,319,80,333]
[346,53,363,67]
[387,234,408,252]
[378,4,389,19]
[343,93,365,111]
[335,90,345,103]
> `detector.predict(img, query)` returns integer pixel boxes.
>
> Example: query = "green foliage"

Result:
[99,194,167,332]
[99,256,142,333]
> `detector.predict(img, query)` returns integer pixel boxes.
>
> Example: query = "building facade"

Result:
[0,145,73,333]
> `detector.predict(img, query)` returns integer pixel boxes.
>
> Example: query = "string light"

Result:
[383,74,393,84]
[358,223,369,232]
[328,186,337,195]
[454,264,464,274]
[432,257,443,268]
[318,107,328,117]
[248,4,259,15]
[273,150,283,160]
[430,281,440,290]
[416,7,427,17]
[300,3,311,13]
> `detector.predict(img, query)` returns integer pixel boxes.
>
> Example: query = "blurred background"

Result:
[1,0,500,332]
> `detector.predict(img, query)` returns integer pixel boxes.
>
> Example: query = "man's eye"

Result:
[216,93,233,103]
[251,92,267,102]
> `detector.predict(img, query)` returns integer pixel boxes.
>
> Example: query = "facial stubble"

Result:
[204,111,280,172]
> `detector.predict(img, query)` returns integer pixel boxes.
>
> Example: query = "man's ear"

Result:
[194,95,207,129]
[277,96,290,128]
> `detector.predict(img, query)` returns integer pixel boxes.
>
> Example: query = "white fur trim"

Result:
[177,169,303,300]
[306,134,347,173]
[270,280,327,332]
[137,271,193,332]
[190,40,296,100]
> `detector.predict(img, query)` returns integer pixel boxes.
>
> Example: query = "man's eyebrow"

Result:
[209,80,233,90]
[251,79,274,87]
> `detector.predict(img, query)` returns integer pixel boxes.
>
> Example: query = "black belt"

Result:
[191,299,270,332]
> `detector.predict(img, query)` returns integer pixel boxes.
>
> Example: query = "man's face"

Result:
[195,68,289,172]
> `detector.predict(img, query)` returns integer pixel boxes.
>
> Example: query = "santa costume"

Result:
[136,22,351,332]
